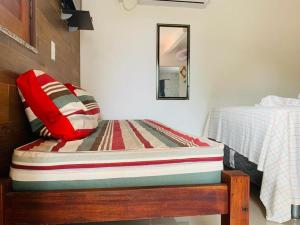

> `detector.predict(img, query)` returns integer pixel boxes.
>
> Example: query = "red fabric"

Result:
[64,83,100,115]
[11,157,223,170]
[17,70,95,141]
[64,83,76,95]
[112,120,125,150]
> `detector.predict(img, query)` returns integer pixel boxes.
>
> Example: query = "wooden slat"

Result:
[0,179,11,225]
[0,83,9,123]
[221,170,250,225]
[6,184,228,225]
[0,0,80,178]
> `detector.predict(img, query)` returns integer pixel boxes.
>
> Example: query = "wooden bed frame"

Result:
[0,170,249,225]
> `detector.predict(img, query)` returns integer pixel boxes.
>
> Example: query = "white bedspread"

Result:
[207,106,300,223]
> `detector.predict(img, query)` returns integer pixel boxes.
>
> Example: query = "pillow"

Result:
[64,83,101,121]
[17,70,98,141]
[258,95,300,107]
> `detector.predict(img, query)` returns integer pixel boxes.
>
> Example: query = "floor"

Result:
[76,185,300,225]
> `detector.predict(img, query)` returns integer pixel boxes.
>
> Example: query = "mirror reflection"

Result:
[157,24,190,100]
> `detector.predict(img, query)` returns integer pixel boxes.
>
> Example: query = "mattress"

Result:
[10,120,224,191]
[207,107,300,223]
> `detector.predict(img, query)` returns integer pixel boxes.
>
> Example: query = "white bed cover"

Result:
[207,106,300,223]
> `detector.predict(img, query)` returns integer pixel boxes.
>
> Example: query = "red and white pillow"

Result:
[17,70,99,141]
[64,83,101,122]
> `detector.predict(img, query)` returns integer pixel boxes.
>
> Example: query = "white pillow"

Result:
[259,95,300,107]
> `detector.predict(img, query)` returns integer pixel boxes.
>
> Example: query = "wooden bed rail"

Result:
[0,171,249,225]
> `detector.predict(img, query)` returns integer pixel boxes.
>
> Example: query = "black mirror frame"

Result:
[156,23,190,100]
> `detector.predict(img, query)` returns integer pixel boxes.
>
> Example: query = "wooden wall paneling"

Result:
[0,0,80,177]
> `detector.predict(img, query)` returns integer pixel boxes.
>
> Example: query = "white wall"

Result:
[81,0,300,136]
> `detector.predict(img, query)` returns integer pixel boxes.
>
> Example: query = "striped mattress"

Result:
[10,120,224,191]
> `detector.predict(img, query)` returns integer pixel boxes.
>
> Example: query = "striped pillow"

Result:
[17,70,99,141]
[64,83,101,122]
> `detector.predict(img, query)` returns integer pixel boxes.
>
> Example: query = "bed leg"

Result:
[0,179,11,225]
[221,171,250,225]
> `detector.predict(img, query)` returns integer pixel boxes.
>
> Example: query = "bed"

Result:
[207,106,300,223]
[0,119,249,225]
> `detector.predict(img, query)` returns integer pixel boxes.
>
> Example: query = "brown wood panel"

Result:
[221,170,250,225]
[0,179,11,225]
[0,0,80,178]
[6,184,228,225]
[0,0,31,43]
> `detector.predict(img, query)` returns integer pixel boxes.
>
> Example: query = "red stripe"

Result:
[18,139,46,151]
[127,120,153,148]
[11,157,223,170]
[85,108,100,115]
[36,74,56,86]
[51,140,67,152]
[17,70,91,141]
[64,83,77,95]
[111,120,125,150]
[146,120,209,147]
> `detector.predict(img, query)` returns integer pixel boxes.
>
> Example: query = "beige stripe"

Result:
[44,84,66,93]
[98,120,112,151]
[46,87,69,96]
[41,81,61,90]
[144,120,195,147]
[131,120,168,148]
[29,140,59,152]
[120,120,143,149]
[106,121,113,150]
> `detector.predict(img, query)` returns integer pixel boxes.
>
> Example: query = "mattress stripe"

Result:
[77,121,107,151]
[112,120,125,150]
[136,120,180,147]
[52,140,67,152]
[144,120,195,147]
[13,147,223,165]
[130,120,165,148]
[127,120,153,148]
[10,162,223,182]
[11,171,221,191]
[11,156,223,170]
[19,139,47,151]
[99,120,111,150]
[147,120,209,147]
[138,120,186,147]
[91,120,109,151]
[120,120,143,149]
[105,120,113,150]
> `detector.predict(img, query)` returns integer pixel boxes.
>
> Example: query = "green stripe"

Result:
[78,95,95,102]
[77,120,107,151]
[30,118,44,132]
[136,120,182,147]
[53,94,80,109]
[12,171,221,191]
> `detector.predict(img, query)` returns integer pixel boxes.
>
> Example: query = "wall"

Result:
[81,0,300,136]
[0,0,80,177]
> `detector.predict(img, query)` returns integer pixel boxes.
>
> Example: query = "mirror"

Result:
[157,24,190,100]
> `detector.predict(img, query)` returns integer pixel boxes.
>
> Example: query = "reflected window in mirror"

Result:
[157,24,190,100]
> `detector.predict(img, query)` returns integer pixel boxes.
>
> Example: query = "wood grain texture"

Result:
[6,184,228,225]
[0,179,11,225]
[0,0,31,43]
[0,0,80,177]
[221,170,250,225]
